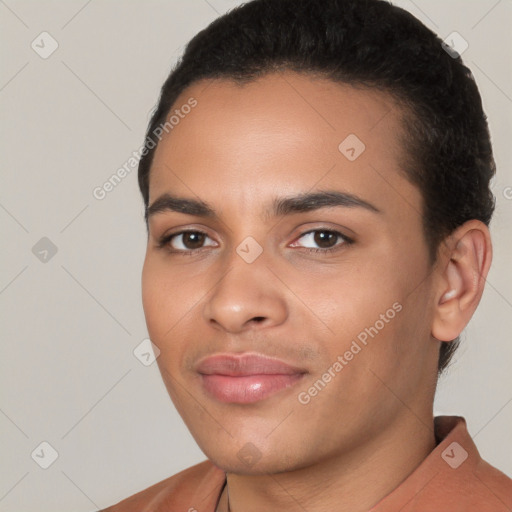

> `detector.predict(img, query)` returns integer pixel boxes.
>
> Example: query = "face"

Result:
[142,72,440,474]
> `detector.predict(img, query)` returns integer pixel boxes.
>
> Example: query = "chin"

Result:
[203,443,310,476]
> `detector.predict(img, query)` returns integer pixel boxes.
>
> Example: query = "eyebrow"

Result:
[146,190,380,224]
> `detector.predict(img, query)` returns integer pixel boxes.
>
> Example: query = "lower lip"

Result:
[200,373,304,404]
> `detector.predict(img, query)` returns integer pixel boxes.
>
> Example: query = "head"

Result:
[139,0,494,474]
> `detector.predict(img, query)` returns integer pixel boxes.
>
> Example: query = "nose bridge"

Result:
[202,241,287,332]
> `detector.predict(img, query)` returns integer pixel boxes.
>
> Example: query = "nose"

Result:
[202,254,288,334]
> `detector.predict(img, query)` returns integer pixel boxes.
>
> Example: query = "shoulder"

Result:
[99,460,226,512]
[426,416,512,510]
[372,416,512,511]
[470,456,512,510]
[439,416,512,509]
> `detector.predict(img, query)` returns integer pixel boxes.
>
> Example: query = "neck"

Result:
[218,412,436,512]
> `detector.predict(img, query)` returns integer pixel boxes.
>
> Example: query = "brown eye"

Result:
[179,232,206,249]
[290,229,352,252]
[313,230,338,248]
[161,230,216,252]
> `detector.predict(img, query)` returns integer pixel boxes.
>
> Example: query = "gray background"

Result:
[0,1,511,510]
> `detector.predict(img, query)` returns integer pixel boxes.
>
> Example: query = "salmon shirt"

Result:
[100,416,512,511]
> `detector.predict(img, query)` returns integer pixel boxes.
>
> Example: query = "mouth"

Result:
[196,353,307,404]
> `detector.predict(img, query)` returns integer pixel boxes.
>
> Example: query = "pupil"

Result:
[314,231,336,248]
[184,232,205,249]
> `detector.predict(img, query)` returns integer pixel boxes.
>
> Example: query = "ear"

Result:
[431,220,492,342]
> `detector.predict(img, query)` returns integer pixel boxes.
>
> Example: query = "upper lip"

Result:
[196,353,307,376]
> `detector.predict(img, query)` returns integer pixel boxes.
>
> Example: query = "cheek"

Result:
[141,258,161,334]
[314,280,434,412]
[294,253,417,380]
[292,258,403,339]
[141,256,180,343]
[141,256,203,369]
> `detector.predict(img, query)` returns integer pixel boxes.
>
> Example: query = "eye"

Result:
[290,229,352,253]
[157,228,353,255]
[158,230,216,252]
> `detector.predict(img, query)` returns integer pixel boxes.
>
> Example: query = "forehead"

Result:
[148,71,418,218]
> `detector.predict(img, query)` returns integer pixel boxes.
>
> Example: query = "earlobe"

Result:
[431,221,492,342]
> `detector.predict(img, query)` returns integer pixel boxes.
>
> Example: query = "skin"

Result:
[141,71,492,512]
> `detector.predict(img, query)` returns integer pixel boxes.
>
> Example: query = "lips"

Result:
[196,353,306,404]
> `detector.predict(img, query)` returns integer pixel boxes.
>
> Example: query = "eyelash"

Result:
[157,228,354,255]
